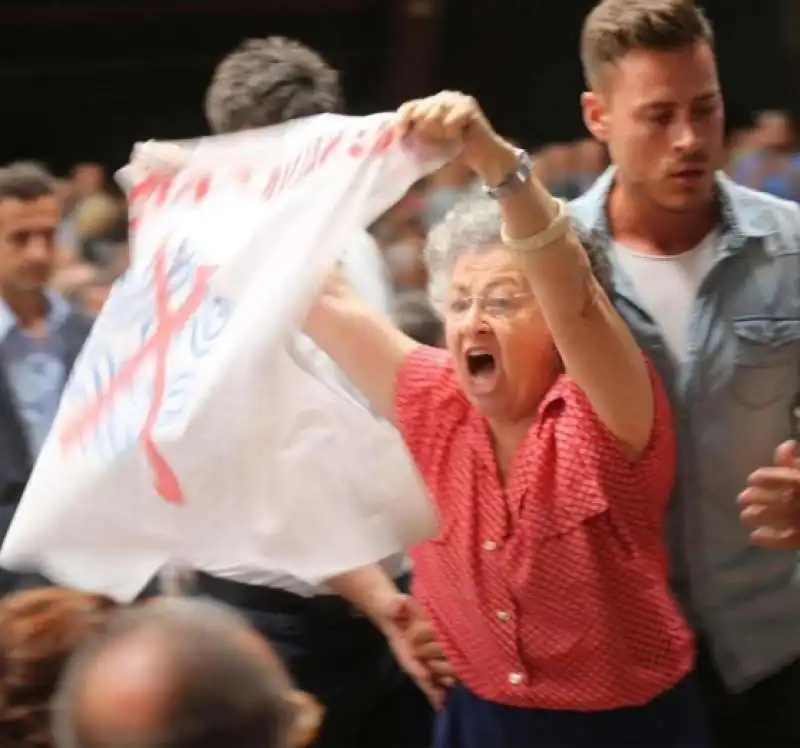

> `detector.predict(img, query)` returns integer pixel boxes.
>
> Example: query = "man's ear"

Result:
[581,91,610,143]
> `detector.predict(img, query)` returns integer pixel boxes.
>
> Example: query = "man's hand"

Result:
[395,91,516,187]
[380,594,455,708]
[739,440,800,549]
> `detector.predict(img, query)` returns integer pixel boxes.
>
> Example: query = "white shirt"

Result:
[612,230,718,364]
[202,229,407,596]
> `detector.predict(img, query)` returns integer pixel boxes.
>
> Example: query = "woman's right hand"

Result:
[130,140,188,175]
[118,140,188,193]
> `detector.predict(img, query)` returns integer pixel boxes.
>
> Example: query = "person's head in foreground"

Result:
[580,0,723,212]
[205,36,342,134]
[0,588,119,748]
[52,598,322,748]
[427,193,611,424]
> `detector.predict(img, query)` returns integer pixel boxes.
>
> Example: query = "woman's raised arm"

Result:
[303,270,418,425]
[394,92,653,458]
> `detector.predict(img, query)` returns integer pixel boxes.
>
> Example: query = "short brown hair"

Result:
[0,162,57,203]
[0,588,119,748]
[204,36,343,134]
[580,0,714,90]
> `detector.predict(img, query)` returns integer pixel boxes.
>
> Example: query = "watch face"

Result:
[483,148,531,199]
[516,149,533,175]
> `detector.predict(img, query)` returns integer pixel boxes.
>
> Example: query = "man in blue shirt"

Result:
[567,1,800,746]
[0,162,93,593]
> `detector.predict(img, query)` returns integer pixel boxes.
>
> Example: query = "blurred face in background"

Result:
[71,163,106,200]
[422,161,476,230]
[582,41,724,212]
[574,138,607,176]
[384,225,427,290]
[543,143,575,184]
[753,111,794,151]
[0,194,59,297]
[726,128,757,153]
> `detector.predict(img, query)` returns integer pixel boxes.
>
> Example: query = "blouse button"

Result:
[495,610,511,622]
[481,539,498,551]
[508,672,524,686]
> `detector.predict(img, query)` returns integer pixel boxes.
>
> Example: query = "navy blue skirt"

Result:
[434,676,710,748]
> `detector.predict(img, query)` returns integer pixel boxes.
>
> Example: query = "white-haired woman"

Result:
[304,92,708,748]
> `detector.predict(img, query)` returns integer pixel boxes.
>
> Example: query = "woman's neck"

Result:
[607,181,719,256]
[489,417,534,479]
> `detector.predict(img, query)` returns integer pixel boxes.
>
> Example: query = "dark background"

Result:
[0,0,793,173]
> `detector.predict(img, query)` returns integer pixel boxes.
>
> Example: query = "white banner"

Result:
[0,114,441,600]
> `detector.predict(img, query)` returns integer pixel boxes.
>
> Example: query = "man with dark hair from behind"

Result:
[136,36,437,748]
[204,37,342,134]
[52,598,323,748]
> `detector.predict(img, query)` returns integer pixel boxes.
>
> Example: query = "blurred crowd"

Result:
[49,164,128,316]
[49,109,798,346]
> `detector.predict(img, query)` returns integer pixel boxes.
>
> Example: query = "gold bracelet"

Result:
[500,198,571,252]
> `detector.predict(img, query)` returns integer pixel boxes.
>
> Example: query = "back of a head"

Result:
[54,598,315,748]
[204,36,343,135]
[74,194,122,242]
[580,0,714,91]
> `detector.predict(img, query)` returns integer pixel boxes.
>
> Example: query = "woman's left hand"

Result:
[379,594,455,709]
[395,91,514,182]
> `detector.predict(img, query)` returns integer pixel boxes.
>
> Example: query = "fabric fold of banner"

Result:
[0,113,442,601]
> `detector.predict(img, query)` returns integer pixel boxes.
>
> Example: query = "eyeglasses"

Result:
[440,291,534,319]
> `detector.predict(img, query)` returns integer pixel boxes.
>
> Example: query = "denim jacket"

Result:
[570,169,800,691]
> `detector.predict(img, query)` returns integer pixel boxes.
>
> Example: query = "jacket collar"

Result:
[568,166,780,252]
[0,290,71,344]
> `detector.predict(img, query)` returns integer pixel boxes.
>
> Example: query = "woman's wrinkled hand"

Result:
[379,594,456,709]
[395,91,512,181]
[130,140,189,175]
[117,140,189,192]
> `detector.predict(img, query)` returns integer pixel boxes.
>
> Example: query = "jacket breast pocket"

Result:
[731,317,800,409]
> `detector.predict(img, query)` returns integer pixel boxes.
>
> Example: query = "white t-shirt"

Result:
[206,229,406,596]
[612,230,719,365]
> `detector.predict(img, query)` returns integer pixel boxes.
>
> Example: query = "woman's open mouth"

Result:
[465,348,499,392]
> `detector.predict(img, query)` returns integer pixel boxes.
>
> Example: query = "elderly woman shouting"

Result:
[304,92,708,748]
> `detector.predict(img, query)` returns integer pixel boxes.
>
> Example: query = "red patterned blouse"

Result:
[395,345,693,710]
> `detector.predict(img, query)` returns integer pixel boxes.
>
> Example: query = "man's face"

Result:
[0,196,60,295]
[582,42,724,212]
